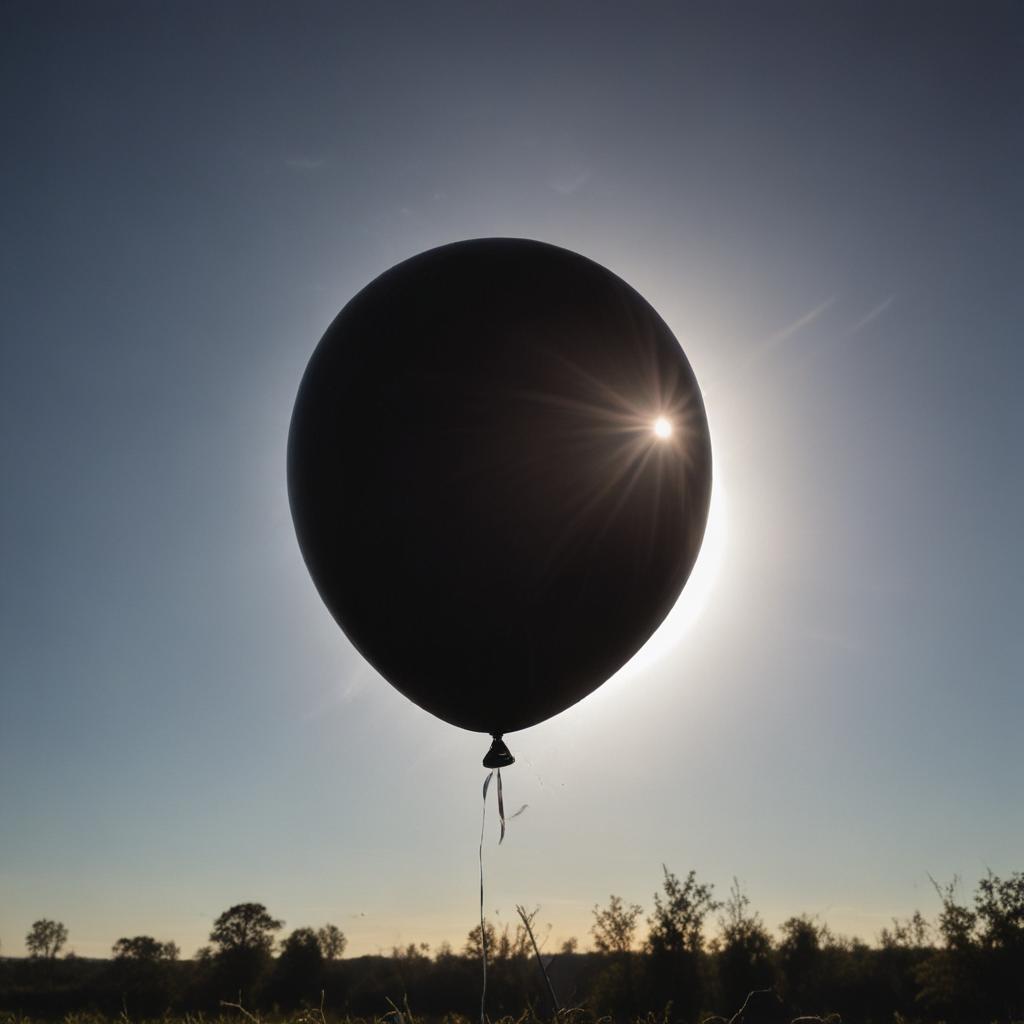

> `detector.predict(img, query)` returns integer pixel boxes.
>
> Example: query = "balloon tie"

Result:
[483,735,515,769]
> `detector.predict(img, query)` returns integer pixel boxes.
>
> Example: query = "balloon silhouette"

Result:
[288,238,711,762]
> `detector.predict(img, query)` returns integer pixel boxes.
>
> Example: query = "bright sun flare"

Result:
[652,416,673,439]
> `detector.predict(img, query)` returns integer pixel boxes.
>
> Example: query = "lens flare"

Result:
[653,416,673,439]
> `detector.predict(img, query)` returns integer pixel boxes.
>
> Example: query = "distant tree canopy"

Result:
[270,927,325,1004]
[209,903,283,955]
[646,866,719,958]
[9,870,1024,1023]
[316,923,347,959]
[26,919,68,960]
[879,909,930,949]
[204,903,284,1003]
[716,878,773,1009]
[112,936,179,962]
[279,928,322,961]
[463,909,547,967]
[591,894,643,955]
[914,871,1024,1022]
[777,914,830,1007]
[464,920,497,961]
[646,866,720,1019]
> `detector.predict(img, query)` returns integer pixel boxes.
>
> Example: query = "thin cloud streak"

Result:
[760,296,837,351]
[729,295,837,378]
[844,295,896,337]
[549,168,591,195]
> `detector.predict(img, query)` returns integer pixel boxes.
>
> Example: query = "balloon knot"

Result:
[482,735,515,769]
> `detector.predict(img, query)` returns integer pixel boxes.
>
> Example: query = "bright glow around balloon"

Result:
[653,416,673,439]
[604,447,727,687]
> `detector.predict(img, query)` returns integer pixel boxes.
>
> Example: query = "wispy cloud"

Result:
[760,295,837,351]
[549,168,591,195]
[730,295,837,378]
[844,294,895,337]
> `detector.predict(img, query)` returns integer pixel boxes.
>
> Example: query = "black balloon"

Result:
[288,238,711,740]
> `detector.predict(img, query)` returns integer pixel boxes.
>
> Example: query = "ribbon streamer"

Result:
[496,767,527,845]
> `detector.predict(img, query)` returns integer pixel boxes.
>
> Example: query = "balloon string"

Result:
[478,768,528,1024]
[479,770,493,1024]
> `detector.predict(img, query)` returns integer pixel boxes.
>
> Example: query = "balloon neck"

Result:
[483,735,515,769]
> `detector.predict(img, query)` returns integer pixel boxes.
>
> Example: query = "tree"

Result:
[647,866,719,958]
[26,919,68,959]
[272,928,325,1007]
[592,895,643,955]
[208,903,283,1002]
[110,934,180,1014]
[914,875,982,1020]
[974,870,1024,1020]
[210,903,283,954]
[975,870,1024,950]
[646,867,720,1019]
[716,879,773,1011]
[391,942,431,960]
[932,875,976,952]
[591,896,644,1016]
[317,923,347,960]
[464,920,498,960]
[777,915,830,1010]
[879,910,930,950]
[112,936,179,961]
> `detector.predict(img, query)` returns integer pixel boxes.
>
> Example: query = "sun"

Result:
[652,416,673,439]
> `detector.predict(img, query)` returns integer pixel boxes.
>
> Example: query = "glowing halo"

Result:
[606,442,727,687]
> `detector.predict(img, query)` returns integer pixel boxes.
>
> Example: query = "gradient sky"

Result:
[2,1,1022,960]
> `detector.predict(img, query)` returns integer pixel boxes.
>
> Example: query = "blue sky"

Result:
[1,1,1022,958]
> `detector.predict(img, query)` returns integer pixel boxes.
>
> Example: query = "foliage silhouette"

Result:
[112,937,178,962]
[206,903,284,1005]
[270,929,324,1007]
[210,905,284,955]
[590,895,643,1016]
[645,866,719,1019]
[5,872,1024,1022]
[715,879,774,1012]
[592,896,643,955]
[109,935,180,1015]
[25,921,67,960]
[776,915,829,1010]
[316,925,347,961]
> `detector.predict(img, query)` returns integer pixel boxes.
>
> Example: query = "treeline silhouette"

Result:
[2,867,1023,1023]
